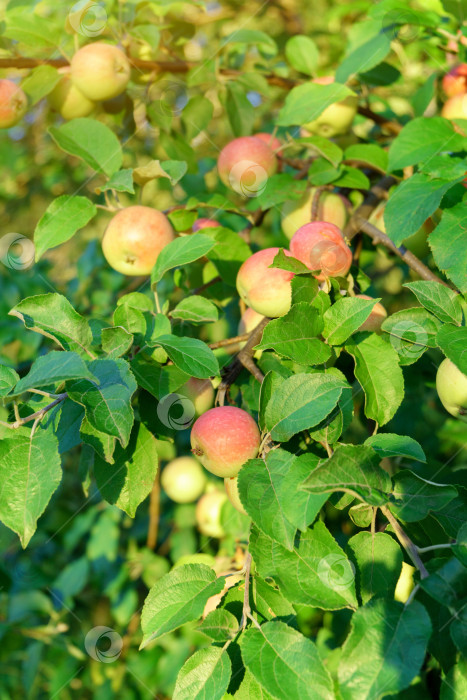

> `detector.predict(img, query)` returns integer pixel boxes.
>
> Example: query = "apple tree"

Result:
[0,0,466,698]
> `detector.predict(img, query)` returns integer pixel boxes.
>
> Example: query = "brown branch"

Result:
[358,106,403,135]
[216,317,269,406]
[0,393,67,429]
[311,187,327,221]
[345,176,397,240]
[381,506,429,579]
[192,276,221,295]
[147,467,160,550]
[357,218,452,287]
[208,333,250,349]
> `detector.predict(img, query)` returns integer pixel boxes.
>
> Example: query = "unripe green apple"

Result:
[178,377,214,416]
[302,76,358,138]
[442,64,467,97]
[281,188,348,240]
[436,358,467,422]
[161,456,207,504]
[48,69,96,120]
[290,222,352,281]
[236,247,295,318]
[217,136,277,197]
[394,562,416,603]
[191,406,261,478]
[102,205,175,275]
[355,294,387,332]
[195,490,227,538]
[0,79,27,128]
[224,476,247,515]
[70,43,131,101]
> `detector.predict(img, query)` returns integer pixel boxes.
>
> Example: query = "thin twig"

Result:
[417,542,455,554]
[357,106,403,135]
[240,553,253,630]
[208,333,250,349]
[344,176,397,241]
[381,506,429,579]
[0,393,67,429]
[311,187,327,221]
[192,276,221,296]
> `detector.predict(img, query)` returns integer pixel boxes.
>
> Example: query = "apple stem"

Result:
[417,542,455,554]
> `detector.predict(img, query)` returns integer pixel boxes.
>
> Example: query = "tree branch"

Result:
[0,393,67,429]
[208,333,250,349]
[357,106,403,135]
[345,176,396,240]
[381,506,429,579]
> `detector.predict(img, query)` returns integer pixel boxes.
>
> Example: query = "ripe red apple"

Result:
[302,76,358,138]
[102,205,175,275]
[236,247,295,317]
[224,476,247,515]
[49,69,96,120]
[0,79,27,128]
[217,136,277,197]
[441,94,467,120]
[70,43,131,101]
[281,188,348,240]
[161,456,207,504]
[355,294,387,332]
[442,64,467,97]
[436,358,467,422]
[290,222,352,281]
[254,132,283,155]
[191,406,261,477]
[195,490,227,538]
[178,377,214,416]
[192,218,219,231]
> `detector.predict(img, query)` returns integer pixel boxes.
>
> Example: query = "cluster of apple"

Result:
[441,63,467,120]
[0,42,131,129]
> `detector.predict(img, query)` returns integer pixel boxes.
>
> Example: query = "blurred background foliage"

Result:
[0,0,465,698]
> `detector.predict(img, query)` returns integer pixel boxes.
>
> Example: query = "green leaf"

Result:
[205,227,251,286]
[0,365,19,397]
[113,304,146,337]
[384,173,461,246]
[441,660,467,700]
[437,324,467,374]
[67,358,137,448]
[151,234,216,286]
[323,296,378,345]
[336,32,391,83]
[382,307,441,366]
[98,169,135,194]
[240,621,334,700]
[140,564,225,647]
[269,249,310,274]
[10,293,94,359]
[80,418,116,464]
[225,81,255,137]
[404,281,463,326]
[130,356,189,399]
[453,522,467,568]
[345,333,404,426]
[173,647,231,700]
[0,427,62,547]
[285,35,319,75]
[347,532,403,604]
[390,470,458,522]
[302,444,392,506]
[34,195,97,261]
[387,117,466,172]
[3,14,61,48]
[344,144,388,172]
[237,453,297,550]
[299,135,343,168]
[48,118,122,177]
[256,303,331,366]
[277,82,355,127]
[332,166,370,190]
[250,521,358,609]
[181,96,213,140]
[264,372,349,441]
[420,557,466,608]
[435,488,467,538]
[133,159,187,187]
[14,351,93,394]
[171,296,219,324]
[199,608,238,642]
[22,65,60,105]
[253,576,295,621]
[101,326,133,358]
[338,599,432,700]
[364,433,426,462]
[223,29,277,55]
[234,669,276,700]
[428,203,467,294]
[94,423,158,517]
[150,335,219,379]
[247,175,307,211]
[308,368,354,446]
